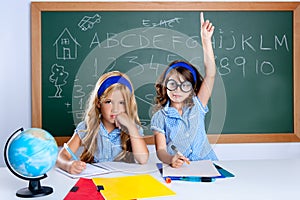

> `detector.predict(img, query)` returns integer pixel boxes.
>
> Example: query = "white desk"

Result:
[1,159,300,200]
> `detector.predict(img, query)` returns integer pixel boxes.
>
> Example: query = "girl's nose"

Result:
[111,103,119,114]
[174,85,180,92]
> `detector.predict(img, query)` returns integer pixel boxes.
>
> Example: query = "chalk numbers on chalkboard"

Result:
[218,57,275,78]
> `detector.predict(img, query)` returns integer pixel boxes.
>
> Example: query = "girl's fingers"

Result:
[171,155,185,168]
[200,12,204,25]
[203,20,212,30]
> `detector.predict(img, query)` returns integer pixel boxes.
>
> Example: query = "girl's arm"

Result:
[116,113,149,164]
[197,12,216,107]
[154,131,188,168]
[129,128,149,164]
[56,133,86,174]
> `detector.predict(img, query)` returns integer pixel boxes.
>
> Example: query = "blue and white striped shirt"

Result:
[151,96,218,161]
[76,121,143,162]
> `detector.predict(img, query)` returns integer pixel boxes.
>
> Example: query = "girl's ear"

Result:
[96,99,101,108]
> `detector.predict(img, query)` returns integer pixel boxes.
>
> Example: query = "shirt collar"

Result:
[163,100,183,118]
[100,122,121,137]
[162,98,197,118]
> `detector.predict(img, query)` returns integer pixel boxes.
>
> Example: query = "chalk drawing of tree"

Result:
[49,64,69,98]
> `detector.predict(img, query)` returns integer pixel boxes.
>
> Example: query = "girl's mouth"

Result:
[173,94,181,98]
[111,115,116,119]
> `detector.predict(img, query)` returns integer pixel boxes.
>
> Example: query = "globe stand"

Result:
[16,179,53,198]
[4,128,56,198]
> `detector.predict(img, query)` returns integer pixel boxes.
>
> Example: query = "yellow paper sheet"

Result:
[92,174,175,200]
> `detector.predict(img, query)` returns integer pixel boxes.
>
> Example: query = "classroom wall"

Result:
[1,0,300,167]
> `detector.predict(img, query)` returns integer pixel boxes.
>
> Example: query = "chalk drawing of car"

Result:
[78,14,101,31]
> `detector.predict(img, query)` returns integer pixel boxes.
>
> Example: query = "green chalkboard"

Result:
[32,2,300,143]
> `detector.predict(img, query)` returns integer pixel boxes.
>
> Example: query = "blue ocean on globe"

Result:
[7,128,58,178]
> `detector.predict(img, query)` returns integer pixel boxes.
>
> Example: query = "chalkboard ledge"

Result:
[54,134,300,146]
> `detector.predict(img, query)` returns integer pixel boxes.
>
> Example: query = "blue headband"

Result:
[97,75,132,98]
[164,62,197,82]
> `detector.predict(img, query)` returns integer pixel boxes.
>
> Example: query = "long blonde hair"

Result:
[80,71,140,163]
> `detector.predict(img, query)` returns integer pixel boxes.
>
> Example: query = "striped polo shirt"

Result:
[76,121,143,162]
[151,96,218,161]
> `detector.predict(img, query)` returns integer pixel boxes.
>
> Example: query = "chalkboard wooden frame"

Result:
[31,2,300,145]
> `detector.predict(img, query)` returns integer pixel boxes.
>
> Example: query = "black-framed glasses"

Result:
[166,79,193,93]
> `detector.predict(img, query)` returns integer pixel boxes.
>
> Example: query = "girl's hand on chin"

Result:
[115,113,131,133]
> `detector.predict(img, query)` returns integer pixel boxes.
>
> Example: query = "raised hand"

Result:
[200,12,215,41]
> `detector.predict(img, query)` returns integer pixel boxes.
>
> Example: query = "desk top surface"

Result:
[1,159,300,200]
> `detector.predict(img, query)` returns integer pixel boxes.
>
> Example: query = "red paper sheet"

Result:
[64,178,105,200]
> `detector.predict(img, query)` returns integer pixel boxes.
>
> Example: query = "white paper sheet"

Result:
[163,160,221,177]
[55,163,115,178]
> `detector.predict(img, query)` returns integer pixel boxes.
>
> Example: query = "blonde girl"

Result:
[56,71,149,174]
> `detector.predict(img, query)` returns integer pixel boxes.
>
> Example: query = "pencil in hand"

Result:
[64,143,79,161]
[171,145,190,164]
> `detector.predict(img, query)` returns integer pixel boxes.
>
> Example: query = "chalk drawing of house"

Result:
[53,28,81,60]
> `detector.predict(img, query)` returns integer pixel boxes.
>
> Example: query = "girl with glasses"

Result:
[151,12,218,168]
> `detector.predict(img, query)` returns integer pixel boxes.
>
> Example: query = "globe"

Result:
[4,127,58,197]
